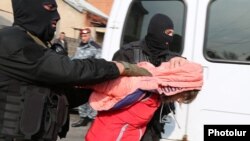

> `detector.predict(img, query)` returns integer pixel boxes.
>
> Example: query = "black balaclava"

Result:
[143,13,174,66]
[12,0,60,42]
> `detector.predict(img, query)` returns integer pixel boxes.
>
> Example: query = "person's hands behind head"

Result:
[115,61,152,77]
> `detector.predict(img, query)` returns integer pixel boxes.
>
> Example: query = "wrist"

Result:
[113,61,125,75]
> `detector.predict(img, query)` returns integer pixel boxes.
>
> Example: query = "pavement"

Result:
[57,114,91,141]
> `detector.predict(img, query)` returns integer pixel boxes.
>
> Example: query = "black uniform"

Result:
[0,0,120,141]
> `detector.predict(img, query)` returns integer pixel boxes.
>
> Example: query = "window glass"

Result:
[122,0,185,54]
[205,0,250,62]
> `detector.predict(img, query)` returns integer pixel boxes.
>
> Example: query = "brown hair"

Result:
[160,90,199,104]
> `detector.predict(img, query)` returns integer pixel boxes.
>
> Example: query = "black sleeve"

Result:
[0,31,120,85]
[37,50,120,85]
[112,49,129,61]
[112,46,134,62]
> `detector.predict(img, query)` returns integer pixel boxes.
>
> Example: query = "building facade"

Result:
[0,0,114,56]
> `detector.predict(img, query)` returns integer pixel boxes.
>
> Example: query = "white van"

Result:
[101,0,250,140]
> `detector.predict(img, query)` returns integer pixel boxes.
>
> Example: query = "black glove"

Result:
[119,61,152,76]
[51,43,68,56]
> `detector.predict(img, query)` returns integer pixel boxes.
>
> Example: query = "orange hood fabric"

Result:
[87,61,203,111]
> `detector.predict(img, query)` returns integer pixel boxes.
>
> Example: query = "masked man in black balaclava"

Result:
[0,0,152,141]
[112,13,187,141]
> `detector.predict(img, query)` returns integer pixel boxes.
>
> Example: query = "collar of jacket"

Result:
[26,31,49,48]
[14,25,50,48]
[80,41,96,49]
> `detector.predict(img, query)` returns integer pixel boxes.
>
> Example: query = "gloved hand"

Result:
[119,61,152,76]
[51,43,68,56]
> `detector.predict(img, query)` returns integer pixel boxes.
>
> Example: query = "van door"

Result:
[188,0,250,141]
[102,0,133,61]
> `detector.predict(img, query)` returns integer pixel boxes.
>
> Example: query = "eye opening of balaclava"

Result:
[143,13,174,65]
[43,2,58,11]
[11,0,60,42]
[146,13,174,45]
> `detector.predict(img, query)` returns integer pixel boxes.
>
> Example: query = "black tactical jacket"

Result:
[0,26,120,140]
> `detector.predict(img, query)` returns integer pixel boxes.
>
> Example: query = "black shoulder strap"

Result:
[132,42,150,63]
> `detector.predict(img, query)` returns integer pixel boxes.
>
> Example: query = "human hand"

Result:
[118,61,152,76]
[169,57,187,69]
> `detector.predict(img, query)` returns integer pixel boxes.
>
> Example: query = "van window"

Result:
[122,0,185,54]
[205,0,250,63]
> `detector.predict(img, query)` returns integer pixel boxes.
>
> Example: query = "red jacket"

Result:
[85,93,160,141]
[85,61,203,141]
